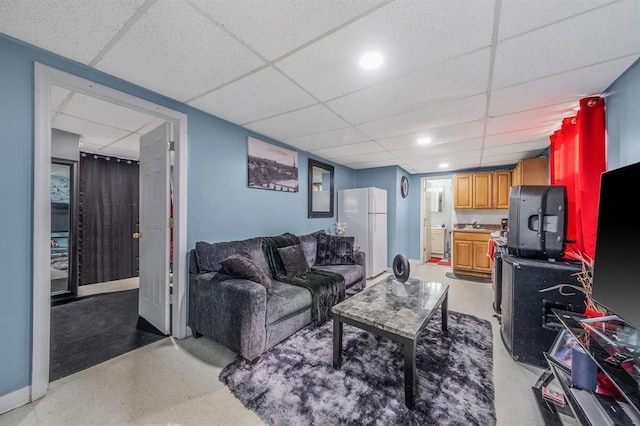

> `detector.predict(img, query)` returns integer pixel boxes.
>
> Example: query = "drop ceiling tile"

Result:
[489,56,637,117]
[105,134,142,157]
[327,49,490,124]
[189,0,384,61]
[481,151,541,167]
[483,138,550,157]
[244,104,349,141]
[328,151,396,164]
[356,95,487,140]
[62,92,160,133]
[284,126,370,152]
[376,122,486,151]
[345,158,403,169]
[484,129,554,148]
[53,114,129,147]
[498,0,616,41]
[493,0,640,89]
[276,0,494,100]
[189,67,317,124]
[0,0,145,64]
[95,0,265,102]
[391,139,484,160]
[309,141,385,159]
[406,158,481,174]
[486,102,576,135]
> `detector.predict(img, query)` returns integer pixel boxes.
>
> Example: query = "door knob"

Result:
[132,232,143,239]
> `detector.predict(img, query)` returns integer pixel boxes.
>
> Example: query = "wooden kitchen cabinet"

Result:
[453,174,473,209]
[511,157,549,186]
[452,231,492,277]
[472,172,492,209]
[492,170,512,209]
[454,171,508,209]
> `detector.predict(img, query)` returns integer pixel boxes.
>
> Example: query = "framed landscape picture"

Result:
[247,137,298,192]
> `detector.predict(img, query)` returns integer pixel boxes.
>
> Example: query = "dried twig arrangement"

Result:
[539,250,607,314]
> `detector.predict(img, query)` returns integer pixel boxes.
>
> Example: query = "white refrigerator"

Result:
[338,187,388,278]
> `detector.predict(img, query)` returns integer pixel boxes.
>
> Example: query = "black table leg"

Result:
[441,292,448,334]
[333,314,343,369]
[404,339,416,410]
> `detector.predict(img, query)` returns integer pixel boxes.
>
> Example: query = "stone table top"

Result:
[332,276,448,339]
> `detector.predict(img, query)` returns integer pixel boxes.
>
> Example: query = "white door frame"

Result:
[32,63,188,400]
[420,178,432,262]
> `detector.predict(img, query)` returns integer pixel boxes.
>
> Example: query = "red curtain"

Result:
[549,96,606,259]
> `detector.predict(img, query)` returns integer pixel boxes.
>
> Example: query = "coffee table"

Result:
[332,276,449,410]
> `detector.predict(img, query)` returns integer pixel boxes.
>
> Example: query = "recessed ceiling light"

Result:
[439,163,449,169]
[417,137,431,145]
[359,51,384,70]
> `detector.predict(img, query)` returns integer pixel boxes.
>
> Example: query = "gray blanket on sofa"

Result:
[262,233,345,327]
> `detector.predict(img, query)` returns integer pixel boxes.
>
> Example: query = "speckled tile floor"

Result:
[0,264,565,426]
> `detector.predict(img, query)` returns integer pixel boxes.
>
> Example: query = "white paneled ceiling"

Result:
[3,0,639,173]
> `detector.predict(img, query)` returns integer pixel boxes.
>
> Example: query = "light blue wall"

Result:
[353,166,411,267]
[604,58,640,170]
[0,34,355,398]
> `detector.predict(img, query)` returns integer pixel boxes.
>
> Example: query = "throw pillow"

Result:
[220,251,272,292]
[277,244,310,277]
[315,233,355,265]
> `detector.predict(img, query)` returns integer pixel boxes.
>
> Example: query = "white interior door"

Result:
[138,123,170,334]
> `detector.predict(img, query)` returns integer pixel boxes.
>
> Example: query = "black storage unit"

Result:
[507,185,567,260]
[500,254,585,368]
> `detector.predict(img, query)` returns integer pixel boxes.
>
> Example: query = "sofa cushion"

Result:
[313,264,363,287]
[315,233,355,265]
[277,244,310,277]
[266,280,312,325]
[262,232,300,277]
[298,230,325,266]
[195,237,271,277]
[220,252,272,292]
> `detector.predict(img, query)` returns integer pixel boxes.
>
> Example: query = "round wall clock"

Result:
[400,176,409,198]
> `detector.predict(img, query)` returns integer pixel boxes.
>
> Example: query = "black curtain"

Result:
[79,154,139,285]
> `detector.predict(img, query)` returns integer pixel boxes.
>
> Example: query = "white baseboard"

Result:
[0,386,30,415]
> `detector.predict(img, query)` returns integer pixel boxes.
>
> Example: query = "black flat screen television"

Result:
[592,161,640,330]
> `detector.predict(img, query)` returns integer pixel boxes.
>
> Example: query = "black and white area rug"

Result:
[219,310,495,425]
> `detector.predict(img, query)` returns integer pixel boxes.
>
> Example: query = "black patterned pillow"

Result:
[277,244,310,277]
[220,251,272,292]
[315,233,355,265]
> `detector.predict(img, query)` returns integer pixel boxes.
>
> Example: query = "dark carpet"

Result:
[50,289,166,381]
[220,310,495,426]
[446,271,492,283]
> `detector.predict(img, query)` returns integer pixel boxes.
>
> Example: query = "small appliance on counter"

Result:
[500,218,508,237]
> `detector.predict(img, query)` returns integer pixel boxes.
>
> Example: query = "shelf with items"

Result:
[533,309,640,425]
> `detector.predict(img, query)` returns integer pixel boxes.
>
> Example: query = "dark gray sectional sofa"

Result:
[188,230,366,362]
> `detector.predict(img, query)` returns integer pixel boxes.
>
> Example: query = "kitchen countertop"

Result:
[452,224,502,233]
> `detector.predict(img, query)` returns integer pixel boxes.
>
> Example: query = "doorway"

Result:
[420,177,453,264]
[33,63,188,400]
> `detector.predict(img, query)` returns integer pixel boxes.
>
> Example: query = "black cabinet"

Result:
[500,254,585,368]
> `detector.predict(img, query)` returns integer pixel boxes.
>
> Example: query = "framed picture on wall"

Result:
[247,137,299,192]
